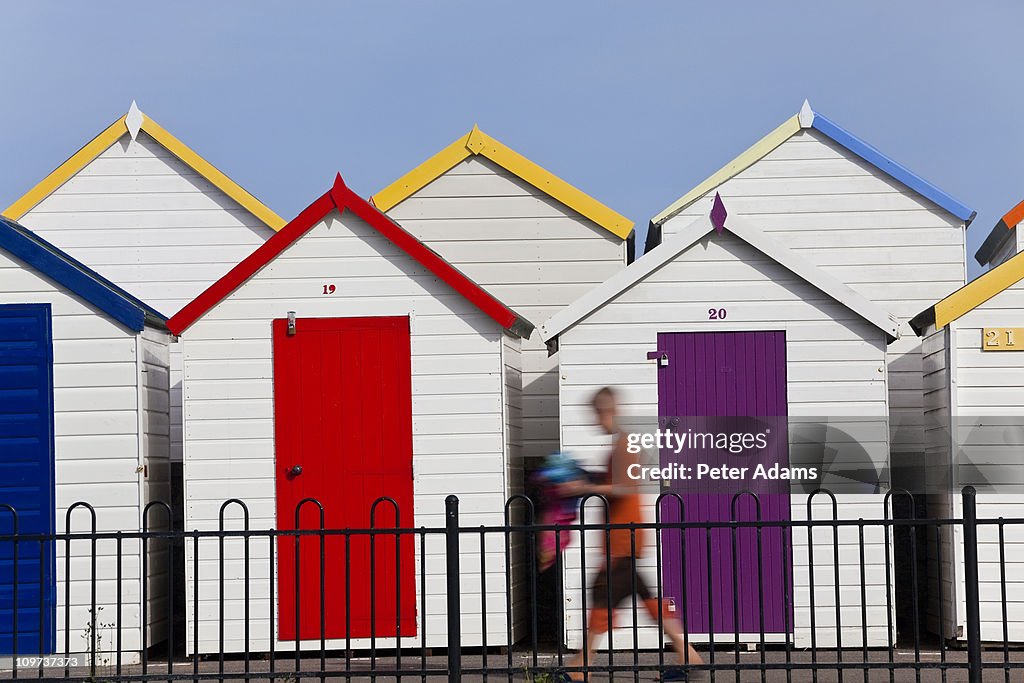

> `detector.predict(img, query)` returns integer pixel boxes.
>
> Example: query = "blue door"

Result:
[0,304,56,655]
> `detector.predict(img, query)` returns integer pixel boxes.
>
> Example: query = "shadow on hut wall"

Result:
[888,425,935,647]
[169,461,187,657]
[522,475,562,646]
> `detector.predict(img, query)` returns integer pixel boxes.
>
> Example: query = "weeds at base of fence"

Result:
[80,605,115,679]
[522,668,559,683]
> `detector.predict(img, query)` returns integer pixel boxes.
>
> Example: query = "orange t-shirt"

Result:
[605,433,646,558]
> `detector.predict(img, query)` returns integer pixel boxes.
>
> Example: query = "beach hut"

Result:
[973,199,1024,269]
[3,101,284,473]
[373,126,633,467]
[912,256,1024,643]
[167,174,531,654]
[540,198,900,649]
[0,217,170,662]
[645,101,975,492]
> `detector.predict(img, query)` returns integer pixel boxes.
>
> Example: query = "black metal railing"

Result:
[0,487,1020,682]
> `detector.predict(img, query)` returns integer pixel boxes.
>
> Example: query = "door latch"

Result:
[646,351,669,367]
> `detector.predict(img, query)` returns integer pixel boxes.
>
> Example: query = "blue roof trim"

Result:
[0,217,168,332]
[810,112,976,224]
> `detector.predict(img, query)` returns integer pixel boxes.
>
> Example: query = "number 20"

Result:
[708,308,727,320]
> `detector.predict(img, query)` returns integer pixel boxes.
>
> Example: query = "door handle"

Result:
[289,465,303,476]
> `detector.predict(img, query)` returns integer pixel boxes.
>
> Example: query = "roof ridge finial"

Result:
[710,192,728,233]
[125,100,144,141]
[329,172,350,208]
[798,99,814,128]
[466,124,486,154]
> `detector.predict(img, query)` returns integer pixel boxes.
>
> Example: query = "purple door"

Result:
[656,331,793,635]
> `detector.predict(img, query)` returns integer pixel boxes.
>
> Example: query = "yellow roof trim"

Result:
[933,249,1024,329]
[3,110,285,231]
[139,116,285,230]
[2,116,128,220]
[372,126,634,240]
[651,114,802,225]
[372,131,474,212]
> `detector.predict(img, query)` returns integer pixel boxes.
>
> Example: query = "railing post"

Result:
[962,486,982,683]
[445,495,461,683]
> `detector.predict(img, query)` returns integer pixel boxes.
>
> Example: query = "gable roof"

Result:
[168,174,535,337]
[3,101,285,231]
[911,247,1024,334]
[648,100,975,242]
[974,199,1024,266]
[371,125,634,240]
[541,195,900,343]
[0,216,167,332]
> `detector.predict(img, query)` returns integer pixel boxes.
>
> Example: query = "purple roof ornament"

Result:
[710,192,728,233]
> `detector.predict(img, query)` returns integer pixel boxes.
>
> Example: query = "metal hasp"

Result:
[287,311,296,336]
[647,350,669,367]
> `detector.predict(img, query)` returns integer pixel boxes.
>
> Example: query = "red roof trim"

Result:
[168,174,530,337]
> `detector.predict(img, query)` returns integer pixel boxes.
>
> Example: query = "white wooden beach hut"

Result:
[540,198,900,650]
[167,175,531,654]
[373,126,633,467]
[912,256,1024,643]
[0,216,170,663]
[973,199,1024,270]
[3,101,284,472]
[645,101,975,491]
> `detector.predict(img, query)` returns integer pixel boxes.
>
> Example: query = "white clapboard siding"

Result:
[555,229,894,648]
[18,131,278,469]
[385,157,627,461]
[0,250,170,661]
[921,278,1024,642]
[139,328,172,649]
[19,132,275,316]
[180,207,523,653]
[661,128,965,464]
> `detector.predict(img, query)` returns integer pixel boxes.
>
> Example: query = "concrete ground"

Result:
[6,648,1022,682]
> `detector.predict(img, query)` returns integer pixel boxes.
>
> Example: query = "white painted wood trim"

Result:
[540,215,715,340]
[135,334,145,521]
[126,101,143,141]
[541,213,901,341]
[947,321,966,633]
[499,334,510,498]
[728,215,901,339]
[798,99,815,128]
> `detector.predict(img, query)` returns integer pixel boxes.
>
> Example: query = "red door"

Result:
[274,316,416,641]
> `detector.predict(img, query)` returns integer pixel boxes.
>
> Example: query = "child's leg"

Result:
[564,606,612,681]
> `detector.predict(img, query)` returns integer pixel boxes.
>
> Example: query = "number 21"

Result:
[986,329,1015,347]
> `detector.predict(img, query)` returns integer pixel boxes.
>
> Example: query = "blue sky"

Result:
[0,2,1019,277]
